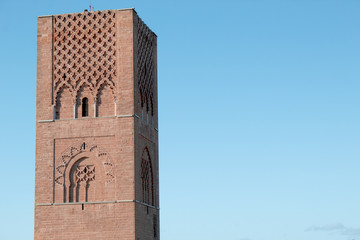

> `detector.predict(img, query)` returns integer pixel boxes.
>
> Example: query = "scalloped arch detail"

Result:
[95,79,116,99]
[55,82,75,102]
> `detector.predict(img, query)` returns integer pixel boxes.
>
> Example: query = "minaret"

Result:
[35,9,159,240]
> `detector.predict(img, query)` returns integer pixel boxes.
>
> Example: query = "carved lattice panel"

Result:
[55,142,114,187]
[137,17,155,114]
[53,10,116,102]
[75,165,95,183]
[53,140,115,203]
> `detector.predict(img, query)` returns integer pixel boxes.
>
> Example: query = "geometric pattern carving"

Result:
[55,142,114,187]
[75,165,95,183]
[69,164,96,202]
[140,147,154,205]
[53,10,116,104]
[137,17,155,114]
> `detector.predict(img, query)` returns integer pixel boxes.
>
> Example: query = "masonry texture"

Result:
[35,9,159,240]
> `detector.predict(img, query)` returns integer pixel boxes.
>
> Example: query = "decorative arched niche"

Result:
[96,81,116,117]
[55,84,74,120]
[141,147,154,206]
[54,142,115,203]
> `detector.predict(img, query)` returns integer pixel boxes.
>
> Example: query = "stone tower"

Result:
[35,9,159,240]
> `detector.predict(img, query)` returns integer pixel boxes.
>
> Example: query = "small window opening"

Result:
[82,97,89,117]
[82,203,84,210]
[55,108,60,120]
[153,214,157,238]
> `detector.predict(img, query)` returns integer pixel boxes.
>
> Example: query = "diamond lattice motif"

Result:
[75,165,95,183]
[137,17,155,114]
[53,10,116,101]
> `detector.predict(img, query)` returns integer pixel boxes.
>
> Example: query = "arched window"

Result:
[68,158,95,202]
[82,97,88,117]
[141,147,154,205]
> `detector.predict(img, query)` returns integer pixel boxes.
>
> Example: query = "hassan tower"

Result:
[35,8,159,240]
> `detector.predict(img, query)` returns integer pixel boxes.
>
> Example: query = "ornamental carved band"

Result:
[53,10,116,104]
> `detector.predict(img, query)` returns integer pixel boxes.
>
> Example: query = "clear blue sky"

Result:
[0,0,359,239]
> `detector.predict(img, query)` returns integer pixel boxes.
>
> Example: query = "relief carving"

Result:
[54,142,114,203]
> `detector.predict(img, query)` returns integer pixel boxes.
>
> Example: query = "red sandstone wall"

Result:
[35,9,158,240]
[35,203,135,240]
[36,17,53,121]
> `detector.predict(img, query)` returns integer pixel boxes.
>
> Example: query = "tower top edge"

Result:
[37,8,136,18]
[37,8,157,37]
